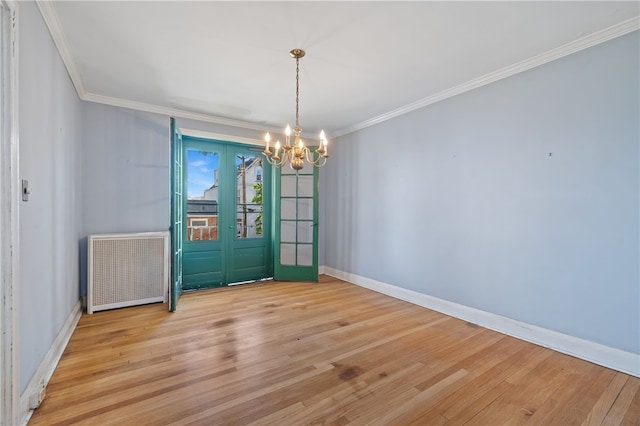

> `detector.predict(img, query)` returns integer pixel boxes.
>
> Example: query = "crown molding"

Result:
[36,1,282,136]
[36,1,638,141]
[332,16,640,138]
[82,92,278,133]
[82,92,326,139]
[36,1,86,98]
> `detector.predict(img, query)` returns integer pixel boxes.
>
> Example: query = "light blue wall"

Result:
[321,31,639,354]
[18,1,83,391]
[81,104,171,236]
[80,104,267,237]
[80,103,267,293]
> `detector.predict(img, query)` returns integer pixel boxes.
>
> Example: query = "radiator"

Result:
[88,232,169,314]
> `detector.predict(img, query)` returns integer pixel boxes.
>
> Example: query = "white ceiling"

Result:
[39,1,639,139]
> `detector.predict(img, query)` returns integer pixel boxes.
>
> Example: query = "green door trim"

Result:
[169,118,183,311]
[181,136,272,290]
[273,161,319,282]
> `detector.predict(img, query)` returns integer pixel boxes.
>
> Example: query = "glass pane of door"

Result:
[226,149,271,284]
[182,144,225,290]
[274,163,319,281]
[186,150,219,242]
[235,154,263,239]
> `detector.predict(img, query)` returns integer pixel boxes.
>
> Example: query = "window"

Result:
[190,219,207,227]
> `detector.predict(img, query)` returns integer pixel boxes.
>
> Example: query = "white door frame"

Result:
[0,1,19,425]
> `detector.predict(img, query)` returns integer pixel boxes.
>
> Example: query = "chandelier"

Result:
[262,49,329,171]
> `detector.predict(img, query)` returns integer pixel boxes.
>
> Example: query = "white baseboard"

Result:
[19,299,83,425]
[322,266,640,378]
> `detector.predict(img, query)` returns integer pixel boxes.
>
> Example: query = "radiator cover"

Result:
[88,232,169,314]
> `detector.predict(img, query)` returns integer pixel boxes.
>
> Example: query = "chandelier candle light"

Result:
[263,49,329,171]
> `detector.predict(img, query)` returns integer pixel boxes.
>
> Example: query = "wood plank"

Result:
[621,377,640,425]
[582,372,629,425]
[602,376,640,425]
[28,277,640,426]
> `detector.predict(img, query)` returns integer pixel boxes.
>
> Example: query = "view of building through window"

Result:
[186,149,263,241]
[236,154,263,238]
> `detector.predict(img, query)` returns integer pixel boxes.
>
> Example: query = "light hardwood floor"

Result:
[29,276,639,425]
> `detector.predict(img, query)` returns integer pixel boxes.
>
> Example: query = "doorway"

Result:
[181,136,272,290]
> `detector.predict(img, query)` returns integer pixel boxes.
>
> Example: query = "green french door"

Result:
[273,162,319,282]
[181,137,272,290]
[169,118,183,311]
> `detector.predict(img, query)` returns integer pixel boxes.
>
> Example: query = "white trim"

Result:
[87,231,170,241]
[323,267,640,378]
[84,95,323,140]
[180,128,265,147]
[35,1,85,98]
[36,1,639,140]
[82,92,281,134]
[332,17,640,137]
[189,218,208,227]
[89,297,165,314]
[18,300,82,426]
[0,2,19,425]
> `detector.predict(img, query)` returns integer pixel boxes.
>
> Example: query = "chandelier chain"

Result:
[295,57,300,129]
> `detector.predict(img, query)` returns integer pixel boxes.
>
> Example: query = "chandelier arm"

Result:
[263,152,288,168]
[276,155,290,168]
[304,148,320,165]
[313,156,328,168]
[304,146,315,165]
[304,148,328,167]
